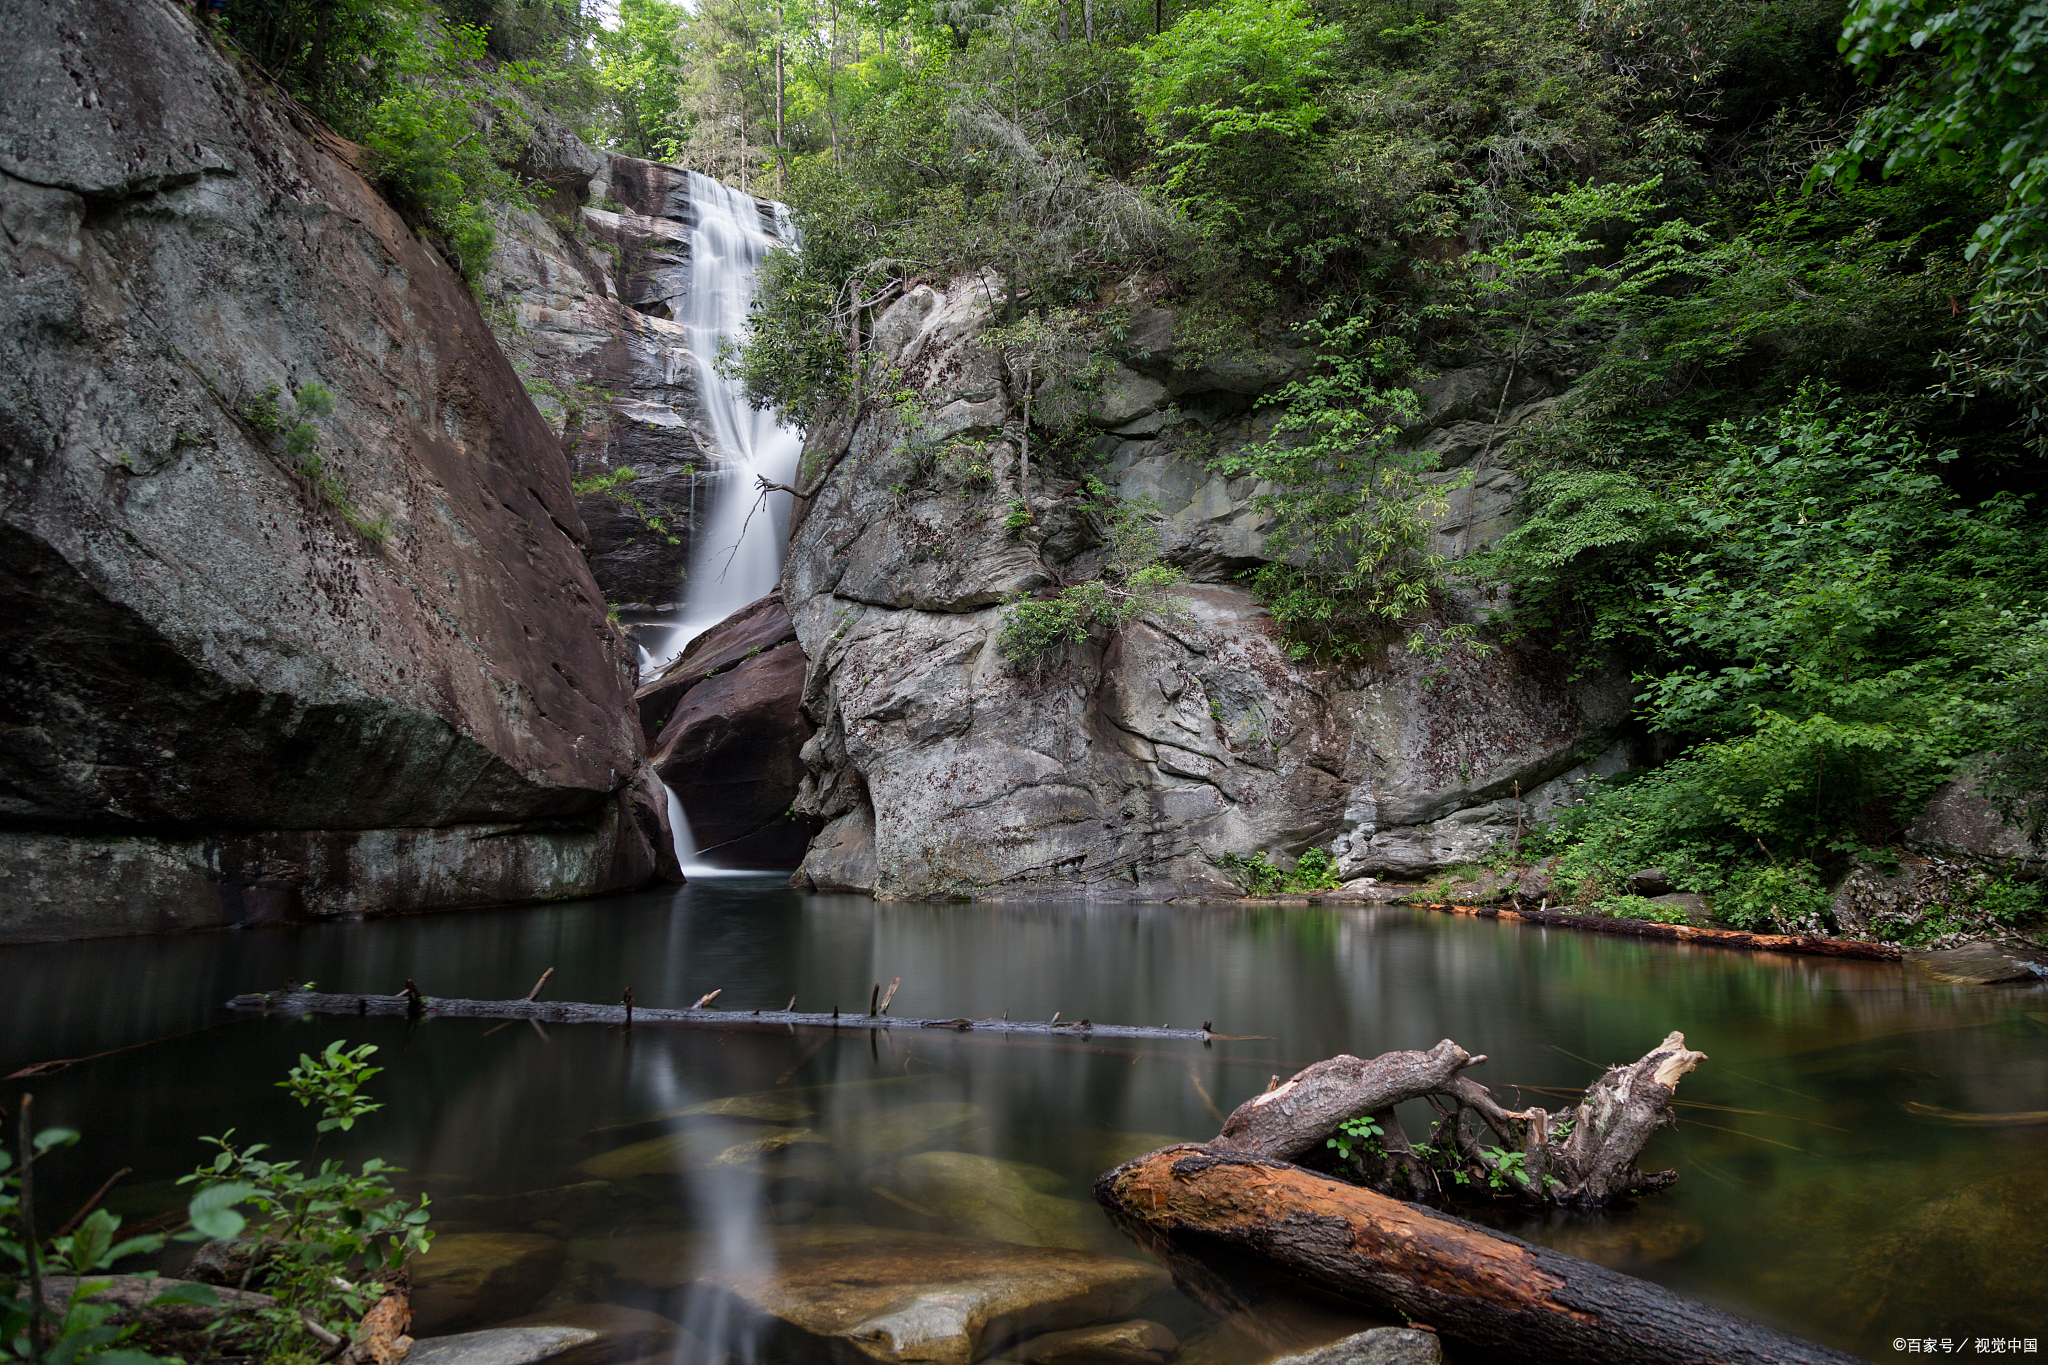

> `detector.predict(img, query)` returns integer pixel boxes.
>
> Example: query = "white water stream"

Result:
[648,170,803,875]
[644,171,803,673]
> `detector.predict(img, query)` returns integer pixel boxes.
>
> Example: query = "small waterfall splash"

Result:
[643,171,804,673]
[650,170,804,876]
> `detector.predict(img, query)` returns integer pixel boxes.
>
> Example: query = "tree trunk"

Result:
[1095,1150,1861,1365]
[1084,0,1095,43]
[828,0,840,165]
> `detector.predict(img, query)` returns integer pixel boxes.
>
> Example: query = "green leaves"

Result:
[280,1040,384,1134]
[185,1182,255,1242]
[1205,311,1452,661]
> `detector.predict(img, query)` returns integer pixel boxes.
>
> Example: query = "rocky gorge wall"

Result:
[777,276,1636,898]
[0,0,680,941]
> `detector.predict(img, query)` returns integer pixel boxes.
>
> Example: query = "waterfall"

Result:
[650,170,804,876]
[643,170,804,673]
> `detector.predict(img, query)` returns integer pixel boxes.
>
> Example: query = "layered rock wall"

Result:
[780,277,1631,897]
[0,0,678,940]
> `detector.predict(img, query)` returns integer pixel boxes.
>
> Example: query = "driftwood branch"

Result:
[224,990,1233,1041]
[1202,1032,1703,1208]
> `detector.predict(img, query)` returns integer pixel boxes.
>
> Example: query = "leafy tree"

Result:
[1207,311,1457,661]
[1129,0,1339,252]
[1816,0,2048,442]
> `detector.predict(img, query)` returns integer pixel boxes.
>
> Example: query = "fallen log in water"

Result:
[1095,1149,1861,1365]
[1094,1032,1863,1363]
[1417,902,1903,961]
[222,990,1230,1040]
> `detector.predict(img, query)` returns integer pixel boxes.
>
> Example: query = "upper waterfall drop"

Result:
[642,171,804,674]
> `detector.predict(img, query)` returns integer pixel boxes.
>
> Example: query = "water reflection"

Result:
[1,880,2043,1360]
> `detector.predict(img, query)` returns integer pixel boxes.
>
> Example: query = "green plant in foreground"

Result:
[178,1041,432,1363]
[4,1110,226,1365]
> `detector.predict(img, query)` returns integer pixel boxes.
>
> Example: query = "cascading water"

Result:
[650,170,804,877]
[646,171,804,672]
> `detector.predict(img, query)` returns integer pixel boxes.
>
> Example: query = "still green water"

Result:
[2,880,2043,1360]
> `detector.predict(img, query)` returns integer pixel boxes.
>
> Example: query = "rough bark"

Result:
[1212,1039,1485,1164]
[1209,1032,1704,1209]
[1094,1150,1861,1365]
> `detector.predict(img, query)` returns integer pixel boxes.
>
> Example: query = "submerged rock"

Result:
[872,1151,1100,1249]
[994,1318,1179,1365]
[1907,942,2042,985]
[577,1123,826,1179]
[410,1232,569,1336]
[407,1304,691,1365]
[447,1182,640,1231]
[593,1225,1169,1365]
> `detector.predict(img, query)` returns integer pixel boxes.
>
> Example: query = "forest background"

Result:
[213,0,2047,935]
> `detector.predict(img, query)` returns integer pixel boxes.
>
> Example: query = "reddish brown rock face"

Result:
[636,594,818,867]
[0,0,678,939]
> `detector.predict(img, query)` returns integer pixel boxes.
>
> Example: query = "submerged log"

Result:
[1418,902,1903,961]
[1094,1149,1860,1365]
[222,989,1228,1040]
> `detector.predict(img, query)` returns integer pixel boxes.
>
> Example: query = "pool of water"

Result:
[3,880,2044,1360]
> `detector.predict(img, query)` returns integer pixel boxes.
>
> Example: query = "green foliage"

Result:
[1594,893,1696,925]
[1495,390,2048,899]
[279,1042,383,1134]
[1130,0,1340,253]
[998,489,1185,666]
[3,1123,233,1365]
[1218,848,1341,895]
[1208,311,1461,662]
[1326,1113,1384,1164]
[1814,0,2048,444]
[180,1041,433,1361]
[220,0,539,282]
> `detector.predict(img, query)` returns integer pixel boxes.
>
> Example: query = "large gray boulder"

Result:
[0,0,676,941]
[1905,764,2042,866]
[781,276,1626,898]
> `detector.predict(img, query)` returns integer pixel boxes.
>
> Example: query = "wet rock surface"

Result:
[478,153,791,614]
[781,275,1628,897]
[631,591,817,865]
[871,1151,1102,1250]
[594,1225,1170,1365]
[0,0,673,941]
[408,1304,690,1365]
[1264,1328,1443,1365]
[411,1232,570,1336]
[1907,942,2044,985]
[993,1318,1179,1365]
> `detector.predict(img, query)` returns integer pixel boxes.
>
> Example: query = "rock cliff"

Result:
[0,0,679,940]
[780,276,1632,897]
